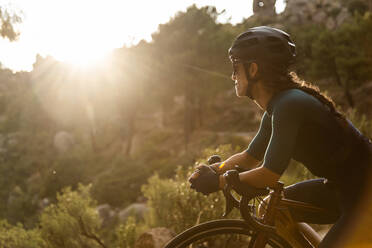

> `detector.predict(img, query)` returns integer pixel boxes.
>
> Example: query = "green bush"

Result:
[115,216,137,248]
[92,158,150,207]
[142,144,241,234]
[0,220,46,248]
[40,184,106,248]
[142,172,227,234]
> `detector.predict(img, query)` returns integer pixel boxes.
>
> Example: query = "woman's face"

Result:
[232,62,249,97]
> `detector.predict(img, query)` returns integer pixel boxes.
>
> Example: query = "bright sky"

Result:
[0,0,286,72]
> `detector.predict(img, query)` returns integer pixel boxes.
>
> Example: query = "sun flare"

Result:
[55,47,110,68]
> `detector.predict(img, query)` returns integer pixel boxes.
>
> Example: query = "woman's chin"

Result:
[235,88,245,97]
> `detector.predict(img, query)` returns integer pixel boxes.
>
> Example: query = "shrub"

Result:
[40,184,106,248]
[115,216,137,248]
[142,144,241,234]
[92,159,150,207]
[0,220,46,248]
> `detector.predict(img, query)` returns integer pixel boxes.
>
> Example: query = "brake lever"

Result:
[222,185,240,217]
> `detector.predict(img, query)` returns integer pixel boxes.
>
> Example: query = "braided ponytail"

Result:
[259,67,345,120]
[287,72,345,119]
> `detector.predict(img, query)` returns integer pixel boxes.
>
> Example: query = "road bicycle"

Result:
[164,156,331,248]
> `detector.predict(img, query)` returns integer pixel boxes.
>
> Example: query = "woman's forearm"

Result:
[219,166,280,189]
[239,166,280,188]
[216,151,261,173]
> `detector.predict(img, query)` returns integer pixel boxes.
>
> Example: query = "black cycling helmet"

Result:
[228,26,296,66]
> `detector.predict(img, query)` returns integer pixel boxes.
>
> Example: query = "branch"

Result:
[78,216,107,248]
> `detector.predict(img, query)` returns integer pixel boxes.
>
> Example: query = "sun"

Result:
[48,24,114,68]
[35,0,124,69]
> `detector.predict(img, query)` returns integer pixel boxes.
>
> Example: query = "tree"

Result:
[0,6,22,41]
[0,220,46,248]
[40,184,106,248]
[151,5,235,149]
[311,13,372,107]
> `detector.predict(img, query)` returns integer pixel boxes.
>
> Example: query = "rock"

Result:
[41,198,50,207]
[7,138,18,148]
[38,198,50,210]
[306,1,317,15]
[336,8,350,26]
[118,203,148,223]
[27,172,41,191]
[282,0,351,29]
[326,17,336,30]
[312,11,327,23]
[7,132,22,139]
[97,204,117,227]
[0,133,5,148]
[7,186,23,209]
[54,131,75,153]
[0,115,7,125]
[7,132,21,148]
[253,0,276,16]
[135,227,174,248]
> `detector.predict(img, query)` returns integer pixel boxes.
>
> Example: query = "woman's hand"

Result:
[188,165,220,195]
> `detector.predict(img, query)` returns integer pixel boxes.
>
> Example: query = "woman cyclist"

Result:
[189,26,372,247]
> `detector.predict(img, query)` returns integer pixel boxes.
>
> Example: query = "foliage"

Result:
[142,144,241,234]
[149,5,236,138]
[0,220,46,248]
[142,172,225,234]
[115,216,137,248]
[0,6,22,41]
[346,0,370,15]
[0,2,372,243]
[91,130,247,208]
[301,14,372,107]
[91,158,150,207]
[281,160,317,186]
[4,185,39,227]
[40,184,106,248]
[345,109,372,139]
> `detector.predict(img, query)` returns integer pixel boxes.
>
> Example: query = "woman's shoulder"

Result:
[270,88,324,117]
[273,88,318,108]
[278,88,317,103]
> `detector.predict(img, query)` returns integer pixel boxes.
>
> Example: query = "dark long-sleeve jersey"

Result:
[246,89,369,181]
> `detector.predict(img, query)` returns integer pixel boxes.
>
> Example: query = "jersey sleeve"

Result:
[262,97,303,175]
[245,112,272,160]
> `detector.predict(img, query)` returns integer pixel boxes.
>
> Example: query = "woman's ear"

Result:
[249,62,259,79]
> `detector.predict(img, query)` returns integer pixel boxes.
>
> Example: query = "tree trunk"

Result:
[197,96,203,128]
[125,109,137,156]
[344,79,354,108]
[184,87,192,152]
[90,129,98,153]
